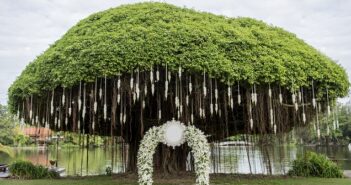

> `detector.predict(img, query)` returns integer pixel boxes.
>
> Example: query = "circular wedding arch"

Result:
[137,120,210,185]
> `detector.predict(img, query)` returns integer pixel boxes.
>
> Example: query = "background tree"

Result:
[0,104,16,145]
[337,101,351,142]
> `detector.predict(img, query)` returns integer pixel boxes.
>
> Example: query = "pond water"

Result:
[1,144,350,176]
[210,144,351,174]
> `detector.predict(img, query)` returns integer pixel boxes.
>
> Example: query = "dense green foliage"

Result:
[299,101,351,144]
[336,102,351,141]
[8,2,349,111]
[9,161,59,179]
[0,104,34,147]
[0,105,16,145]
[288,152,343,178]
[105,166,112,176]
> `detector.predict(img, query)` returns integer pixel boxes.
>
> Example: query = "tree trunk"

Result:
[154,144,189,174]
[126,136,190,174]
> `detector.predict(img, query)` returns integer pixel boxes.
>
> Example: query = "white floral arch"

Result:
[137,120,210,185]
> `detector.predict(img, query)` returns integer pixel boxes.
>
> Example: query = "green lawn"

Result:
[0,175,350,185]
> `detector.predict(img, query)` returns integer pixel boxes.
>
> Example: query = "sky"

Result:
[0,0,350,104]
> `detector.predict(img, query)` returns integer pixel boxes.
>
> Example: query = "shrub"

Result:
[105,166,112,176]
[9,161,59,179]
[288,151,343,178]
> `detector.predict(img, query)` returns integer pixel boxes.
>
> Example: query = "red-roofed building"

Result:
[23,127,52,143]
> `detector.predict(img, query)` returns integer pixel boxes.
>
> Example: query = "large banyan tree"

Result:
[8,2,349,173]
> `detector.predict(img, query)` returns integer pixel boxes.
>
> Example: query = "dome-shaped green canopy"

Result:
[8,3,350,173]
[9,2,349,109]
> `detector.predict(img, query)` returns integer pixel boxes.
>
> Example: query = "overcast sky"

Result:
[0,0,350,104]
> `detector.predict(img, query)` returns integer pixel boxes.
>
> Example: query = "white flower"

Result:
[137,122,210,185]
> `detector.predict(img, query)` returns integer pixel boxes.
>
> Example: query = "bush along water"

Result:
[288,152,343,178]
[9,161,59,179]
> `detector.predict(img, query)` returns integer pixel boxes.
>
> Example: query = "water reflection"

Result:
[0,147,124,176]
[210,144,297,174]
[0,144,350,176]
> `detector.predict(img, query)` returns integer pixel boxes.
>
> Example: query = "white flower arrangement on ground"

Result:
[184,125,210,185]
[137,120,210,185]
[137,126,164,185]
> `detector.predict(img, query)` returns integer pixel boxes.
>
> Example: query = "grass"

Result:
[0,175,350,185]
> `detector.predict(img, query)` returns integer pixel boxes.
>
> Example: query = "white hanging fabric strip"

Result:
[158,109,161,120]
[62,88,65,106]
[68,89,72,117]
[165,64,168,99]
[215,80,218,113]
[82,83,86,121]
[327,88,331,116]
[228,85,232,109]
[189,76,192,94]
[175,77,179,109]
[99,78,103,100]
[203,71,207,97]
[117,76,121,104]
[136,68,140,101]
[156,67,160,82]
[120,94,123,125]
[179,68,183,118]
[210,79,213,115]
[78,81,82,112]
[123,110,127,124]
[301,88,306,123]
[150,67,154,82]
[178,66,182,78]
[293,89,298,112]
[103,76,107,121]
[150,67,155,95]
[144,82,148,97]
[249,102,253,130]
[312,80,316,109]
[292,91,296,104]
[51,90,54,115]
[151,83,155,96]
[268,84,274,127]
[94,79,98,114]
[251,86,255,105]
[316,103,321,138]
[130,71,134,91]
[168,71,171,82]
[29,95,33,120]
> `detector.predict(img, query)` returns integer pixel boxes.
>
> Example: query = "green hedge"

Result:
[9,161,59,179]
[8,2,349,112]
[288,151,343,178]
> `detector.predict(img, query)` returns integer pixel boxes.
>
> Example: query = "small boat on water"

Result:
[0,164,9,178]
